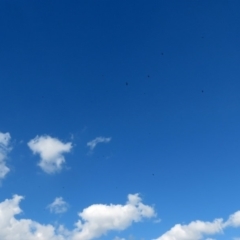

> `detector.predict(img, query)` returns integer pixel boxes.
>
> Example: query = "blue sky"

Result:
[1,0,240,239]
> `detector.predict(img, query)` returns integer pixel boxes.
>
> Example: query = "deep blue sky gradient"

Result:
[1,1,240,239]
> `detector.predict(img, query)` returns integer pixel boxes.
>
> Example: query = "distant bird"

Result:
[147,75,150,78]
[201,90,204,93]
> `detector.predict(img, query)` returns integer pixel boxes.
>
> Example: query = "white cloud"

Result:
[0,195,67,240]
[153,219,224,240]
[225,211,240,227]
[87,137,111,151]
[153,218,224,240]
[72,193,155,240]
[47,197,69,214]
[5,192,240,240]
[154,210,240,240]
[28,135,72,174]
[0,132,11,180]
[0,194,155,240]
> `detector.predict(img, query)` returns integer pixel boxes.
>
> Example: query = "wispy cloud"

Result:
[154,218,161,223]
[87,136,111,151]
[28,135,72,174]
[47,197,69,214]
[0,132,11,180]
[113,237,126,240]
[0,193,155,240]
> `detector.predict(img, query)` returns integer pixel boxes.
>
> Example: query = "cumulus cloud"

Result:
[225,211,240,227]
[72,193,155,240]
[153,218,224,240]
[28,135,72,174]
[0,195,67,240]
[47,197,69,214]
[0,194,155,240]
[87,137,111,151]
[0,132,11,180]
[154,210,240,240]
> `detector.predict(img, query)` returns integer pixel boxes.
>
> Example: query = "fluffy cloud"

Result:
[154,210,240,240]
[153,219,223,240]
[28,135,72,174]
[225,211,240,227]
[0,132,11,180]
[47,197,69,214]
[4,192,240,240]
[87,137,111,151]
[0,195,67,240]
[0,194,155,240]
[72,194,155,240]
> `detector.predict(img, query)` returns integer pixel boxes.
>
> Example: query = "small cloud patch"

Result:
[47,197,69,214]
[28,135,72,174]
